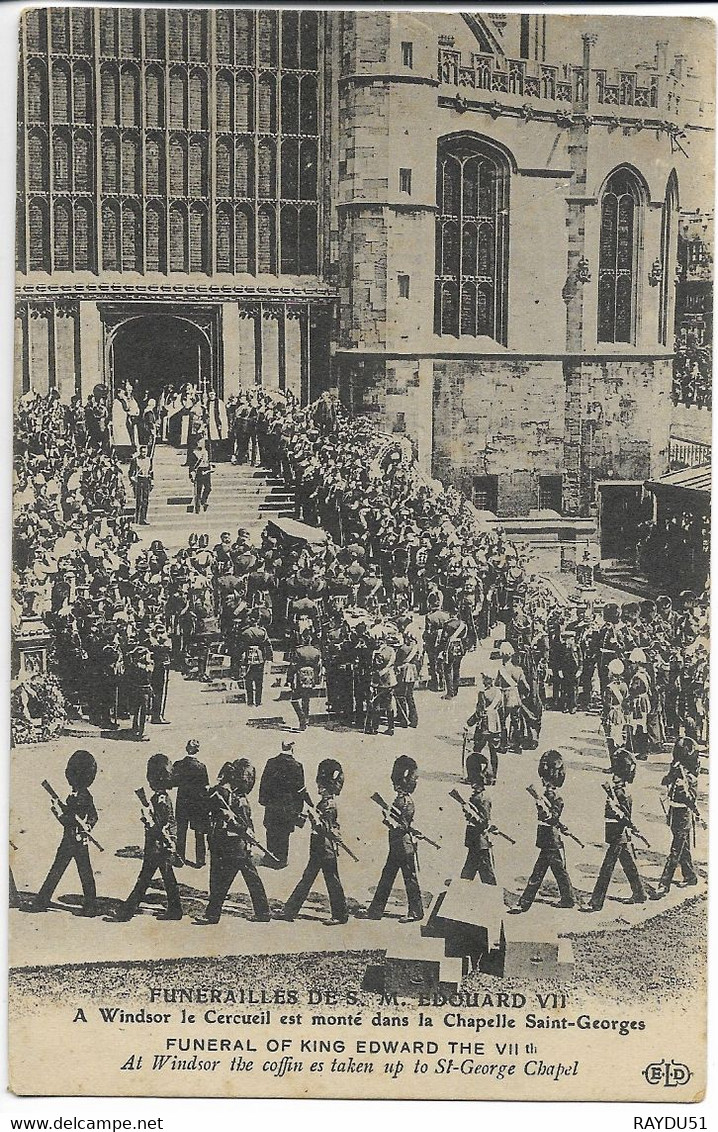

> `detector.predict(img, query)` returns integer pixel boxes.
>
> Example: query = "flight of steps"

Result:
[129,444,295,552]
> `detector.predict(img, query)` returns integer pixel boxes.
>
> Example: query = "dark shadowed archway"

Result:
[110,314,212,404]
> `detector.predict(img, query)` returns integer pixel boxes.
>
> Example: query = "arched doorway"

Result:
[110,313,212,406]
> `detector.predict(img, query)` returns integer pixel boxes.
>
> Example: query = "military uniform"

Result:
[287,640,322,730]
[365,792,423,921]
[204,784,270,922]
[659,755,699,892]
[150,634,172,723]
[118,788,182,920]
[127,642,154,737]
[33,785,98,915]
[238,621,272,707]
[586,781,647,910]
[283,794,348,924]
[367,639,398,735]
[517,785,576,910]
[460,787,497,884]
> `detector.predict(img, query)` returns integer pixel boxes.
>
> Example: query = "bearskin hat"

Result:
[391,754,418,793]
[316,758,344,796]
[466,751,494,788]
[217,761,234,785]
[612,747,636,783]
[147,753,173,791]
[231,758,256,796]
[538,749,565,787]
[65,749,97,789]
[673,737,699,778]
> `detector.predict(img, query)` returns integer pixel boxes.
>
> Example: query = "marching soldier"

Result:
[657,738,700,895]
[459,765,498,885]
[583,748,654,912]
[258,740,305,867]
[31,750,99,917]
[512,750,577,912]
[115,754,183,921]
[199,759,271,924]
[283,759,349,926]
[360,755,424,923]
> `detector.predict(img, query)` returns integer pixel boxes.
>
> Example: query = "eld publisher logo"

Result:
[643,1060,692,1088]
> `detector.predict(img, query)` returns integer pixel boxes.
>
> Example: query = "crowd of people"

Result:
[672,339,712,410]
[635,510,710,594]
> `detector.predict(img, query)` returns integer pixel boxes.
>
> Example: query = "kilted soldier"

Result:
[116,754,182,921]
[200,760,270,924]
[238,608,273,707]
[283,759,349,926]
[459,765,498,885]
[129,445,153,526]
[394,628,421,729]
[127,636,154,738]
[513,751,577,912]
[465,672,504,783]
[657,738,700,895]
[366,630,399,735]
[602,658,628,766]
[441,609,468,699]
[150,625,172,725]
[31,750,99,917]
[172,741,209,868]
[258,740,305,867]
[361,755,424,923]
[583,748,653,912]
[287,629,322,731]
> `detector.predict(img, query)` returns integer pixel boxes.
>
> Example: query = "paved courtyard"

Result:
[9,628,708,971]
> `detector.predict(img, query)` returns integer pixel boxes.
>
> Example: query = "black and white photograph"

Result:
[7,5,713,1101]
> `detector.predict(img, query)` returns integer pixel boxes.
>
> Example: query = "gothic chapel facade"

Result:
[15,9,714,535]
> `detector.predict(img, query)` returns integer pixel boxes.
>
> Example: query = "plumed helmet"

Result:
[607,658,624,676]
[538,749,565,787]
[147,753,174,791]
[673,737,699,777]
[391,754,418,793]
[612,747,636,783]
[65,749,97,789]
[231,758,256,796]
[499,641,515,659]
[316,758,344,795]
[603,603,620,624]
[629,648,646,664]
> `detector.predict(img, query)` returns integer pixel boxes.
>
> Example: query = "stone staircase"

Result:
[129,444,295,552]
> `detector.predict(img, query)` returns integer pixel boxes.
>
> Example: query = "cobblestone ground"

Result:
[9,624,707,973]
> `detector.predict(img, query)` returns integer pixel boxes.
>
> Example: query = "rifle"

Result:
[600,783,651,848]
[676,761,707,830]
[371,792,441,850]
[449,789,516,845]
[135,787,175,856]
[526,784,585,849]
[301,790,359,862]
[41,780,104,853]
[210,789,280,864]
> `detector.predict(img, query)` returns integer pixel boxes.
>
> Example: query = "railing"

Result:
[668,436,712,470]
[437,45,662,111]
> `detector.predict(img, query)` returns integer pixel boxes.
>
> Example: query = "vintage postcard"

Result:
[9,6,712,1100]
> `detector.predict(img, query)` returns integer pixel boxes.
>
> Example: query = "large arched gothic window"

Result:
[659,171,678,347]
[598,167,644,344]
[434,135,510,342]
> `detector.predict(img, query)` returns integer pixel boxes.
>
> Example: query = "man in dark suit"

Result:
[258,741,305,867]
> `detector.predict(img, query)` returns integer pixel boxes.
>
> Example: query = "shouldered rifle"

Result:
[526,783,585,849]
[676,761,706,829]
[370,791,441,850]
[448,788,516,845]
[301,790,359,862]
[600,782,651,847]
[135,787,175,856]
[210,789,280,864]
[41,780,104,852]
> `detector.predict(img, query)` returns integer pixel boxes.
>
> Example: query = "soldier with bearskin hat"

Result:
[657,738,700,895]
[282,758,349,926]
[360,755,424,923]
[199,759,270,924]
[512,750,577,912]
[459,763,498,886]
[31,750,99,917]
[583,748,653,912]
[115,754,183,921]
